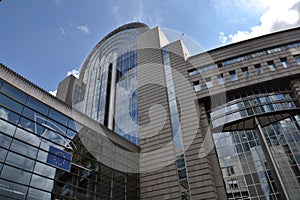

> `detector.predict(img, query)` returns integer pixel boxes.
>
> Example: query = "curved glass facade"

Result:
[0,79,139,199]
[114,51,139,144]
[211,92,296,128]
[211,90,300,199]
[74,23,148,144]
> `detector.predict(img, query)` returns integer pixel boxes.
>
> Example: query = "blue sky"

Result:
[0,0,299,94]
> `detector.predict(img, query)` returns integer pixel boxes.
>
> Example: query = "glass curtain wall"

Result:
[162,46,191,199]
[114,51,139,144]
[0,79,139,200]
[75,27,146,144]
[211,88,300,200]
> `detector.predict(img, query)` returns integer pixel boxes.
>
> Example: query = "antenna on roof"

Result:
[180,33,184,40]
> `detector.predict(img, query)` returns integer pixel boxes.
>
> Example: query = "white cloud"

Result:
[214,0,269,16]
[67,68,80,78]
[49,90,57,96]
[220,0,300,44]
[219,32,228,44]
[76,24,90,34]
[59,27,65,35]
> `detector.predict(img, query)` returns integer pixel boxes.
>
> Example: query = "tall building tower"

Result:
[58,23,149,145]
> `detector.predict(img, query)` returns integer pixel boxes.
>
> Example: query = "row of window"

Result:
[115,59,139,145]
[0,79,81,134]
[193,57,299,92]
[211,93,292,119]
[162,46,191,200]
[188,41,300,77]
[0,95,138,168]
[0,117,139,199]
[212,99,296,128]
[81,28,145,145]
[0,76,138,160]
[0,79,140,199]
[214,121,300,199]
[262,120,300,199]
[212,89,300,199]
[222,43,300,67]
[214,129,280,199]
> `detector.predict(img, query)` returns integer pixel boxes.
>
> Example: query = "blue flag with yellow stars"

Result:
[46,145,72,172]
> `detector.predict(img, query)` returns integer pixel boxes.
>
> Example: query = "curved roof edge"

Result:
[78,22,149,79]
[96,22,149,48]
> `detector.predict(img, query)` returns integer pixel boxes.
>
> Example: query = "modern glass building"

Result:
[61,23,149,145]
[1,23,300,199]
[0,66,139,199]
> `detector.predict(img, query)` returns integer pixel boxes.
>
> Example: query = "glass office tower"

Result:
[71,23,149,145]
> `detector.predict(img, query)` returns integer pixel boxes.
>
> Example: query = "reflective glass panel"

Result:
[0,83,27,103]
[1,165,31,185]
[26,96,49,115]
[0,93,23,113]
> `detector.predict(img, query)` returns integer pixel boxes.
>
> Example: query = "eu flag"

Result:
[47,145,72,172]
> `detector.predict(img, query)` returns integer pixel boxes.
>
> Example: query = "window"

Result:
[295,56,300,65]
[218,74,226,84]
[254,64,264,74]
[179,180,189,190]
[0,179,28,200]
[0,119,16,136]
[267,60,277,71]
[280,57,290,68]
[193,81,201,92]
[188,69,197,76]
[0,94,23,113]
[176,158,186,169]
[229,70,238,81]
[0,106,20,125]
[1,165,31,185]
[241,67,251,78]
[26,96,49,115]
[228,179,238,189]
[0,83,27,103]
[178,168,187,179]
[48,109,68,126]
[226,166,235,176]
[30,174,54,191]
[205,77,213,88]
[104,63,113,126]
[6,152,35,171]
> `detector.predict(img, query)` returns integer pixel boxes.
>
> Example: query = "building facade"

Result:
[1,23,300,199]
[58,23,150,145]
[0,66,140,199]
[185,27,300,200]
